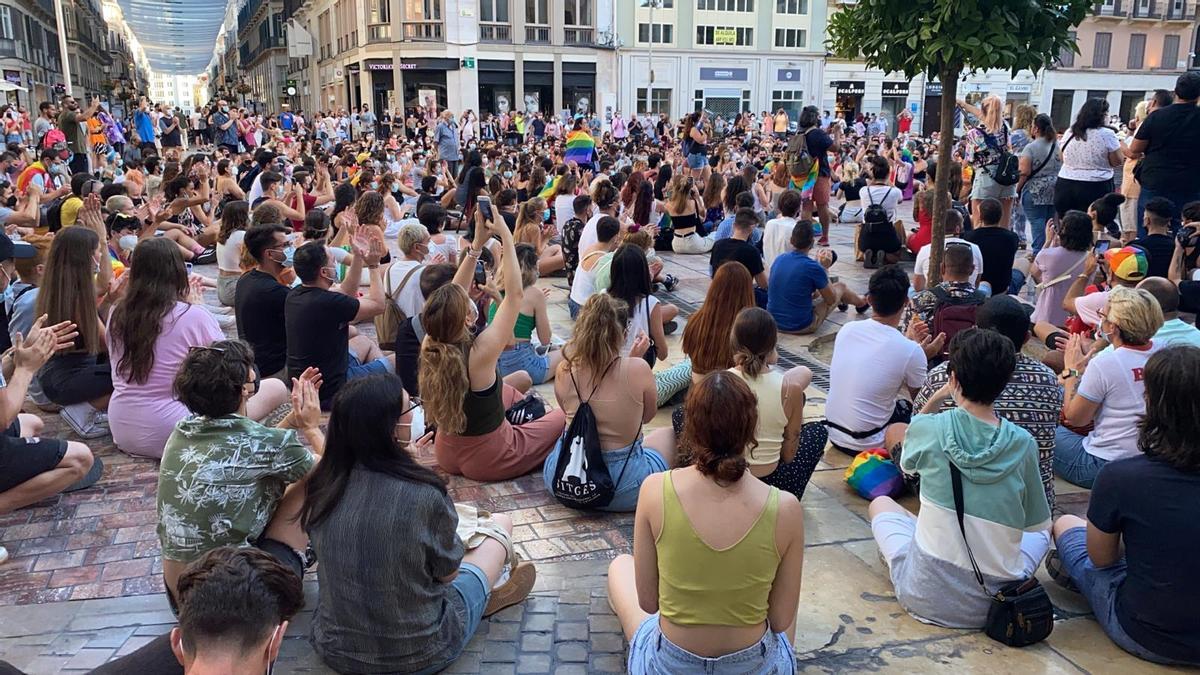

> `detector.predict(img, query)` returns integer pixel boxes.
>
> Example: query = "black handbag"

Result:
[505,391,548,425]
[981,125,1020,187]
[949,461,1055,647]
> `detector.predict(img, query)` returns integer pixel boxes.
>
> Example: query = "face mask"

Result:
[221,106,229,113]
[320,267,337,284]
[275,185,285,199]
[503,170,513,179]
[268,246,295,268]
[118,234,138,251]
[370,181,379,191]
[1096,322,1110,343]
[542,208,551,222]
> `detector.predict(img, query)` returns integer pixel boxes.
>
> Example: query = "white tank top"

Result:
[729,367,788,466]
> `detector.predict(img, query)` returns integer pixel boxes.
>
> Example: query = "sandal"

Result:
[1044,549,1079,593]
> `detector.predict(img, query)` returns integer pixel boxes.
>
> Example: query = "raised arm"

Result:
[470,212,521,365]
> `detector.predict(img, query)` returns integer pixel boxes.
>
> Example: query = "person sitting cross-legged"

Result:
[157,340,324,606]
[825,266,945,456]
[869,328,1051,628]
[767,219,866,335]
[606,371,804,673]
[1047,345,1200,667]
[902,243,986,353]
[0,314,100,565]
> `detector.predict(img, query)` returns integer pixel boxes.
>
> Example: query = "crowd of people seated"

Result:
[1,75,1200,674]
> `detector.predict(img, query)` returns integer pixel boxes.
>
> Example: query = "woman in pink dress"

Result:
[106,238,287,458]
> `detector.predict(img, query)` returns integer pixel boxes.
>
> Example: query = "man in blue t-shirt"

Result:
[132,98,156,153]
[211,100,239,154]
[279,106,294,132]
[767,220,866,334]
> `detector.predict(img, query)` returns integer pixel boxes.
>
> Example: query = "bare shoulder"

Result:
[781,365,813,391]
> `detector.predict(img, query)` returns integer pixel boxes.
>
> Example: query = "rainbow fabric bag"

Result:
[844,448,905,500]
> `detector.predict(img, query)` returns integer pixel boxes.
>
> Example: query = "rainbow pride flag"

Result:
[538,175,560,200]
[564,130,596,169]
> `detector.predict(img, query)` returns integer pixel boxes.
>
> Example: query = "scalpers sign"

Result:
[833,81,865,96]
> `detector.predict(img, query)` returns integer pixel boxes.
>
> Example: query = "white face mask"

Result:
[118,234,138,251]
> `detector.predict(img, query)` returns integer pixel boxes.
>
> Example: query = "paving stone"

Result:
[554,642,588,662]
[589,653,626,673]
[62,647,113,670]
[589,632,624,653]
[552,665,588,675]
[522,613,555,633]
[554,622,587,642]
[488,621,519,641]
[554,604,588,621]
[442,651,482,674]
[525,596,558,614]
[515,653,551,674]
[492,604,524,623]
[587,614,621,634]
[520,632,551,652]
[83,626,138,649]
[481,640,516,663]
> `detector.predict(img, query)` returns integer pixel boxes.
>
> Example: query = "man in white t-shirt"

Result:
[912,209,983,291]
[763,189,802,269]
[1056,286,1163,488]
[825,266,945,454]
[386,223,433,318]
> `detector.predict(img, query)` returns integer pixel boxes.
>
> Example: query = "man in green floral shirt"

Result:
[156,340,325,603]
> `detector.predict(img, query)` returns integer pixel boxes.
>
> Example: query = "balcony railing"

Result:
[0,39,18,59]
[1164,3,1192,19]
[1129,0,1162,18]
[480,22,511,43]
[402,21,443,41]
[368,24,391,42]
[1094,0,1126,15]
[526,24,550,44]
[564,26,594,45]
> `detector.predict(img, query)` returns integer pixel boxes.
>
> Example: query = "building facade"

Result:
[238,0,290,112]
[150,72,202,114]
[62,0,112,98]
[0,0,64,110]
[285,0,616,119]
[1044,0,1198,131]
[613,0,825,121]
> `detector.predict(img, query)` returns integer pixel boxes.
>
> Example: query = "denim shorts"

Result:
[411,563,491,675]
[686,152,708,169]
[347,351,391,380]
[542,436,668,512]
[627,614,796,674]
[497,341,551,384]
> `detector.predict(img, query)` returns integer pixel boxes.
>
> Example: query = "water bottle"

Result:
[813,221,823,238]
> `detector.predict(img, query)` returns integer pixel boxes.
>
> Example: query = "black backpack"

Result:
[551,359,634,509]
[862,187,893,236]
[982,124,1019,187]
[930,285,986,359]
[41,195,68,232]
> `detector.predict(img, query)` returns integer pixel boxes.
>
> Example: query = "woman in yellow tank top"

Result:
[728,307,829,500]
[607,371,806,673]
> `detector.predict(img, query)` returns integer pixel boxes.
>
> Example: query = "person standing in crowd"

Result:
[57,94,100,176]
[1126,71,1200,233]
[1054,98,1124,220]
[957,96,1016,230]
[1016,113,1062,255]
[435,111,462,176]
[797,106,838,245]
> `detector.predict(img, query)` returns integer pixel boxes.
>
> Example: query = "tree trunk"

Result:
[928,66,960,286]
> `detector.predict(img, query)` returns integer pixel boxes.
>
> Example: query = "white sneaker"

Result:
[60,403,110,440]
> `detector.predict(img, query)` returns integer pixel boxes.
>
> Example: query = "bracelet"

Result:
[367,264,380,270]
[465,248,481,259]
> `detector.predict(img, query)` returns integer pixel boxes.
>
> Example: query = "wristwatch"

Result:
[1060,368,1080,379]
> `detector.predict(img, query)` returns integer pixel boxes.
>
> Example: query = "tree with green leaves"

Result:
[827,0,1091,284]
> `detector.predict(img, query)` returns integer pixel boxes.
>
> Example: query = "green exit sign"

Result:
[460,57,475,69]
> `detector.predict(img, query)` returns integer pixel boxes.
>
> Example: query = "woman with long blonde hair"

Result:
[957,95,1016,229]
[663,174,712,254]
[419,209,566,482]
[514,197,565,274]
[540,293,676,511]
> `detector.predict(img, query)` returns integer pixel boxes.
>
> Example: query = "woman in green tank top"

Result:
[606,371,807,673]
[487,243,563,385]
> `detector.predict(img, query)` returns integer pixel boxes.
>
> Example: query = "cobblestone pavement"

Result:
[0,199,1177,673]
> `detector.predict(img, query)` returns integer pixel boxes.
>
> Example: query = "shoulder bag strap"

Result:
[1035,255,1087,291]
[949,461,990,592]
[392,264,424,303]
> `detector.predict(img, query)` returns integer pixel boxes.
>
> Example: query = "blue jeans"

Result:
[1056,528,1199,666]
[628,614,796,674]
[568,297,582,320]
[347,351,391,380]
[1137,186,1200,237]
[411,563,491,675]
[542,435,668,512]
[1053,425,1107,488]
[1022,192,1056,255]
[497,341,550,384]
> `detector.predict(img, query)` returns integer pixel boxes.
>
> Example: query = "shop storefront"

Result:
[770,68,807,126]
[563,62,596,116]
[923,81,943,137]
[523,61,553,116]
[1005,84,1032,120]
[832,80,865,122]
[401,58,456,113]
[697,67,751,119]
[880,81,909,121]
[478,60,514,116]
[364,60,398,114]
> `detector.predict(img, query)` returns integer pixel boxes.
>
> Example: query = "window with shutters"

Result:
[1128,33,1146,69]
[1058,30,1076,67]
[1162,34,1181,69]
[1093,32,1112,68]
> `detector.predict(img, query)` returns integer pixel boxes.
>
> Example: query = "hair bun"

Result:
[1105,193,1127,207]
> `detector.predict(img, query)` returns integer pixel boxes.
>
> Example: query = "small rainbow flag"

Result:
[564,130,596,169]
[844,448,905,500]
[538,175,560,200]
